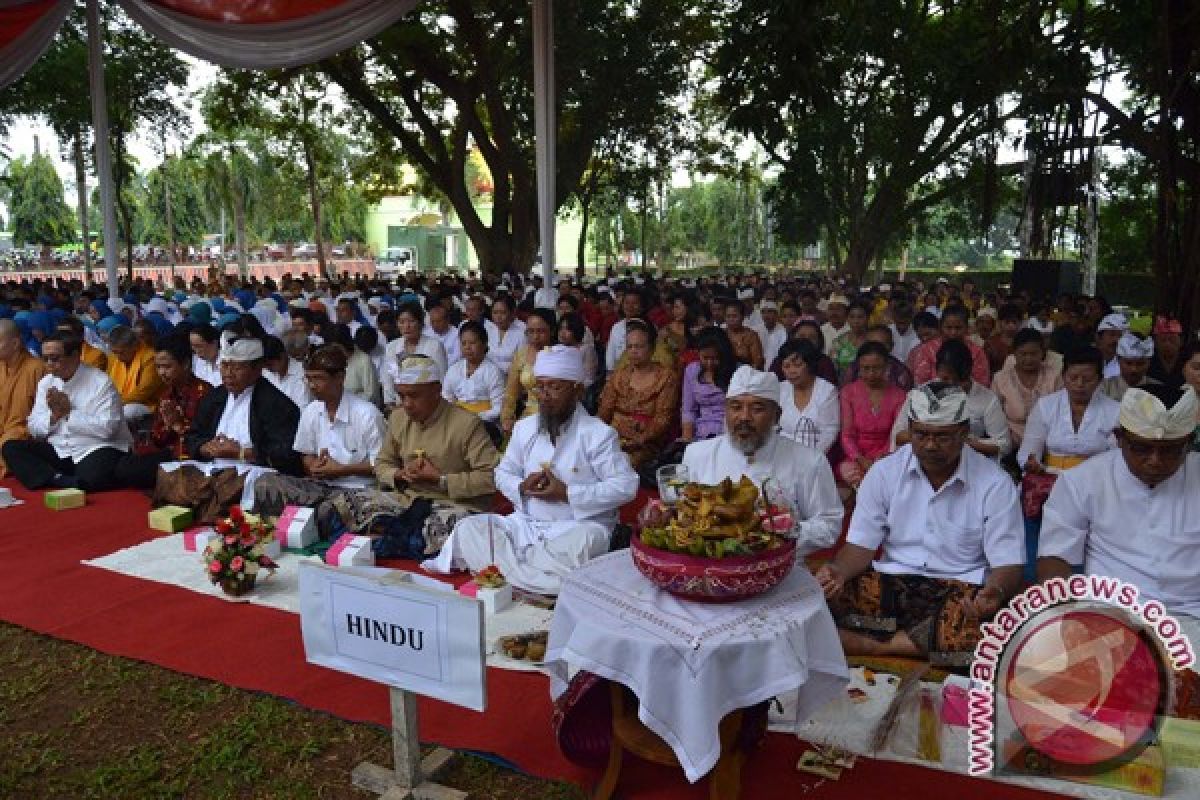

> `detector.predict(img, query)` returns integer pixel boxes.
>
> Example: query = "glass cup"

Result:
[656,463,690,505]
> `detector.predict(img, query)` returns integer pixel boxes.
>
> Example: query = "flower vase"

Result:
[220,573,257,597]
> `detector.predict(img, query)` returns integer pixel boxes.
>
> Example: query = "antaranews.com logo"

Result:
[968,574,1194,778]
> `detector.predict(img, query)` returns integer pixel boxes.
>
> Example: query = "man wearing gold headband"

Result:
[816,382,1025,666]
[1039,387,1200,637]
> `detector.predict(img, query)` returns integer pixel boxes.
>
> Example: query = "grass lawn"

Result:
[0,622,585,800]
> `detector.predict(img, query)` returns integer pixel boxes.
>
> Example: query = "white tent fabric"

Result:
[0,0,73,91]
[116,0,418,70]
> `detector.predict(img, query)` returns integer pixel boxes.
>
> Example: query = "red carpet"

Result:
[0,481,1059,798]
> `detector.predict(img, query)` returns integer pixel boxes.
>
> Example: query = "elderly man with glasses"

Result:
[424,345,639,595]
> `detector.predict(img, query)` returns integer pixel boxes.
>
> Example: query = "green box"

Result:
[44,488,85,511]
[148,505,194,533]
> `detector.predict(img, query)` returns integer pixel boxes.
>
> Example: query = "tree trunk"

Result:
[577,196,591,281]
[301,136,329,281]
[72,133,92,282]
[162,157,177,275]
[232,190,249,281]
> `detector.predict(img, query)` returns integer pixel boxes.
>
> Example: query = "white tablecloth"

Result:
[545,551,849,782]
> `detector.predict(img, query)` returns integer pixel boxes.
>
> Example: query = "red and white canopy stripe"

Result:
[0,0,418,89]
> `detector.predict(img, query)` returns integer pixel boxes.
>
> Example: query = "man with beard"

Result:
[423,345,638,594]
[681,366,843,555]
[815,382,1025,666]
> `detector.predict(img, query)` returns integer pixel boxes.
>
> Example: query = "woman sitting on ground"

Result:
[778,339,840,454]
[598,319,680,468]
[557,311,597,387]
[836,341,907,488]
[892,339,1010,460]
[991,328,1062,451]
[442,320,505,426]
[680,326,737,442]
[501,308,556,435]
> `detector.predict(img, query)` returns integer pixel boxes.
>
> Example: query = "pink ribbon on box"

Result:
[277,505,301,532]
[326,533,365,566]
[183,527,214,552]
[941,683,969,726]
[458,580,480,598]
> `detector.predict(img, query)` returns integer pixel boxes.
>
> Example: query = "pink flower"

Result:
[224,535,237,546]
[208,560,222,574]
[230,556,245,572]
[240,534,256,547]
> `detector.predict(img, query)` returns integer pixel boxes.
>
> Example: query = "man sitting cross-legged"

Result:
[252,344,386,539]
[815,382,1025,667]
[1038,386,1200,644]
[423,345,639,595]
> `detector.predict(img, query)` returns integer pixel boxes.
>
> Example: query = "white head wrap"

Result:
[144,297,168,315]
[1117,333,1154,360]
[907,382,969,426]
[737,288,754,300]
[726,366,780,404]
[760,300,779,312]
[976,306,998,320]
[107,297,126,314]
[393,354,443,385]
[1119,387,1198,440]
[826,294,849,308]
[1098,313,1130,333]
[218,332,264,363]
[532,345,585,384]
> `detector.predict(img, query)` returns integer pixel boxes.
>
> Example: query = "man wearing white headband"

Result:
[816,382,1025,666]
[1101,332,1159,402]
[424,345,638,594]
[682,366,842,554]
[183,333,303,475]
[1096,312,1130,379]
[1039,387,1200,641]
[374,354,499,512]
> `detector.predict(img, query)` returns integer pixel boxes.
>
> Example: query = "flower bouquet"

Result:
[203,505,278,597]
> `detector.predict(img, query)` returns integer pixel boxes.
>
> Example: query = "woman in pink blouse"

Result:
[837,342,907,487]
[991,328,1062,450]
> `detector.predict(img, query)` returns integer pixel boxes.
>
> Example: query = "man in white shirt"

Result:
[3,331,133,491]
[252,345,386,538]
[816,382,1025,666]
[604,290,645,372]
[1101,333,1159,402]
[683,366,842,555]
[263,336,313,410]
[754,302,788,370]
[424,303,462,366]
[820,294,850,357]
[888,299,921,363]
[424,346,639,594]
[1039,388,1200,639]
[1096,312,1129,379]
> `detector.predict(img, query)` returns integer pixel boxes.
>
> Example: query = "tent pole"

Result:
[86,0,120,298]
[532,0,555,284]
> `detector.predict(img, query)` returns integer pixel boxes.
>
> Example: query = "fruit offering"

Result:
[639,476,784,558]
[476,564,507,589]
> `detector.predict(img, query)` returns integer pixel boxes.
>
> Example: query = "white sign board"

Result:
[299,562,487,712]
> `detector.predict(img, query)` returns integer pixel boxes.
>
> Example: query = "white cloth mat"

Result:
[82,533,555,673]
[545,550,849,783]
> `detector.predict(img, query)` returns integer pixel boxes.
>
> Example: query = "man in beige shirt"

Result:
[376,354,499,511]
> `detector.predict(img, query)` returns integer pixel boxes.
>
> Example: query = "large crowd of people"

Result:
[1,267,1199,656]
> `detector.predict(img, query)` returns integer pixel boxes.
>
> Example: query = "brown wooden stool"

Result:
[593,682,748,800]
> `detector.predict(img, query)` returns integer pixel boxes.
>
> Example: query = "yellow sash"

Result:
[457,400,492,415]
[1045,453,1088,470]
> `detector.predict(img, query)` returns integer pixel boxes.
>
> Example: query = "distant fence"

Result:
[1,259,377,286]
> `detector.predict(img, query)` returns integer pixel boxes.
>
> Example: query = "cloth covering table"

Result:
[545,551,849,782]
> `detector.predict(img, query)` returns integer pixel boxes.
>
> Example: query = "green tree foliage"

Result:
[1096,157,1156,275]
[319,0,710,276]
[711,0,1049,279]
[1034,1,1200,326]
[136,154,209,249]
[5,154,77,251]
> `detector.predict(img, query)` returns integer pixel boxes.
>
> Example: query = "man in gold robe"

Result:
[375,354,500,512]
[0,319,46,478]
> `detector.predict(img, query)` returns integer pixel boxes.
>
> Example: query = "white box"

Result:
[477,584,512,615]
[276,505,318,549]
[325,534,375,567]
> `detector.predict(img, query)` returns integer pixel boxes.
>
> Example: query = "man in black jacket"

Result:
[185,334,303,476]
